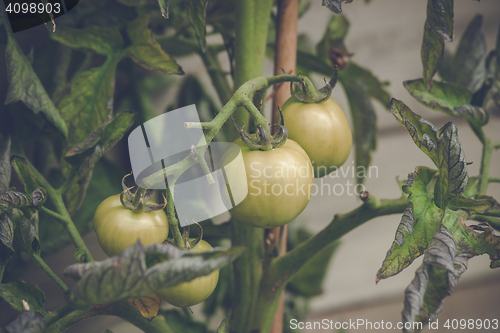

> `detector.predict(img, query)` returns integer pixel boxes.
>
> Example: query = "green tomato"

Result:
[225,138,314,228]
[281,97,352,177]
[156,240,219,307]
[94,194,169,257]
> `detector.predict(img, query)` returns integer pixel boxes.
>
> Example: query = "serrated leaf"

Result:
[0,190,32,213]
[128,294,160,319]
[63,111,136,215]
[51,26,123,56]
[4,311,44,333]
[377,167,443,280]
[434,122,468,209]
[0,138,11,191]
[58,56,121,148]
[390,99,439,165]
[445,14,487,93]
[127,16,183,75]
[186,0,208,52]
[157,0,169,19]
[11,156,39,195]
[11,209,40,256]
[402,225,458,332]
[64,242,243,308]
[4,28,68,138]
[339,78,376,184]
[404,79,470,113]
[0,281,46,315]
[322,0,343,14]
[403,209,500,332]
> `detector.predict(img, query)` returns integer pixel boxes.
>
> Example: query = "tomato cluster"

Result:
[93,96,351,307]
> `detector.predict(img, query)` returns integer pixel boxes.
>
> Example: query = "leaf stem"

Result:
[44,301,176,333]
[165,185,185,249]
[44,304,74,327]
[27,160,94,262]
[31,254,69,293]
[478,137,492,196]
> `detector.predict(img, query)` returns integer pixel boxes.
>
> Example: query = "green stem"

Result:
[44,301,175,333]
[56,166,78,195]
[200,46,233,105]
[271,194,408,292]
[31,254,69,293]
[489,177,500,183]
[165,185,185,249]
[470,214,500,230]
[478,137,492,196]
[28,161,94,262]
[44,304,74,327]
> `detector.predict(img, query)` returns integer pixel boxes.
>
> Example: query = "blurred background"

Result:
[1,0,500,332]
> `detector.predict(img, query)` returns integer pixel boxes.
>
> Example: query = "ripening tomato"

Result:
[94,194,169,257]
[281,97,352,177]
[156,240,219,307]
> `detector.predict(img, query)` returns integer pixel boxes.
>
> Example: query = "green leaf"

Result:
[402,225,458,332]
[4,311,44,333]
[4,29,68,138]
[420,0,453,90]
[186,0,208,52]
[296,51,335,77]
[58,56,121,148]
[339,77,376,184]
[434,122,468,209]
[448,195,496,214]
[403,209,500,331]
[11,209,40,256]
[64,242,243,308]
[0,281,46,315]
[452,105,489,127]
[217,319,228,333]
[51,26,124,56]
[448,15,486,92]
[63,111,135,215]
[425,0,453,42]
[322,0,343,14]
[10,156,40,195]
[404,79,471,114]
[390,99,439,165]
[0,213,15,281]
[342,62,391,108]
[0,138,11,191]
[377,167,443,281]
[316,15,350,60]
[127,16,184,75]
[156,0,169,19]
[0,213,15,252]
[0,191,32,213]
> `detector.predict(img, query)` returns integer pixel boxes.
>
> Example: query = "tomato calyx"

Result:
[230,107,288,150]
[165,222,203,250]
[120,173,167,213]
[290,69,338,103]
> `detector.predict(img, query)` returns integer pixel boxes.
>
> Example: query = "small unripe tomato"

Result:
[94,194,169,257]
[225,138,314,228]
[281,97,352,177]
[156,240,219,307]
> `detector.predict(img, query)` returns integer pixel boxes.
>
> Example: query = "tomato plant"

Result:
[281,96,352,177]
[94,194,169,257]
[156,240,219,307]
